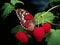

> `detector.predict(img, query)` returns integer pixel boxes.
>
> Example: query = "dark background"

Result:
[0,0,60,45]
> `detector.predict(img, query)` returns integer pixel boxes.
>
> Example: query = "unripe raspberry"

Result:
[33,27,45,42]
[42,23,51,33]
[15,31,28,43]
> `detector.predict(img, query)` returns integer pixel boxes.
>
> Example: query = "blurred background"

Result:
[0,0,60,45]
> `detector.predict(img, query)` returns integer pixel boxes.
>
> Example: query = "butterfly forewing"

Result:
[15,8,35,31]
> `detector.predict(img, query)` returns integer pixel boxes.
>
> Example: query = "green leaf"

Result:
[11,0,24,6]
[45,29,55,42]
[34,12,43,25]
[34,12,55,25]
[49,0,60,3]
[27,34,32,39]
[43,12,55,22]
[1,3,9,10]
[46,29,60,45]
[11,25,25,34]
[1,3,15,19]
[56,24,60,29]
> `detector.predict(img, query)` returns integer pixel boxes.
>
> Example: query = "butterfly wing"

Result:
[15,8,35,31]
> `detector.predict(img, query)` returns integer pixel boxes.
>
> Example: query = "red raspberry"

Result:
[24,13,33,20]
[42,23,51,33]
[15,31,28,43]
[33,27,45,42]
[23,21,29,28]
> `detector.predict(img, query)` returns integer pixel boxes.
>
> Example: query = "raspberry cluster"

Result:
[15,13,51,43]
[32,23,51,42]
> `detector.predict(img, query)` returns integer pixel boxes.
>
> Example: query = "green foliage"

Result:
[56,24,60,29]
[1,0,24,21]
[27,34,32,39]
[11,0,24,6]
[46,29,60,45]
[34,12,43,25]
[11,25,25,34]
[49,0,60,3]
[34,12,55,25]
[1,3,15,19]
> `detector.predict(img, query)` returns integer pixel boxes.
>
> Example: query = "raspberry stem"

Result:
[38,19,39,27]
[41,5,60,17]
[37,5,60,26]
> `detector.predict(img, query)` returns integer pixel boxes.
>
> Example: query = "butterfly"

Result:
[15,8,35,31]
